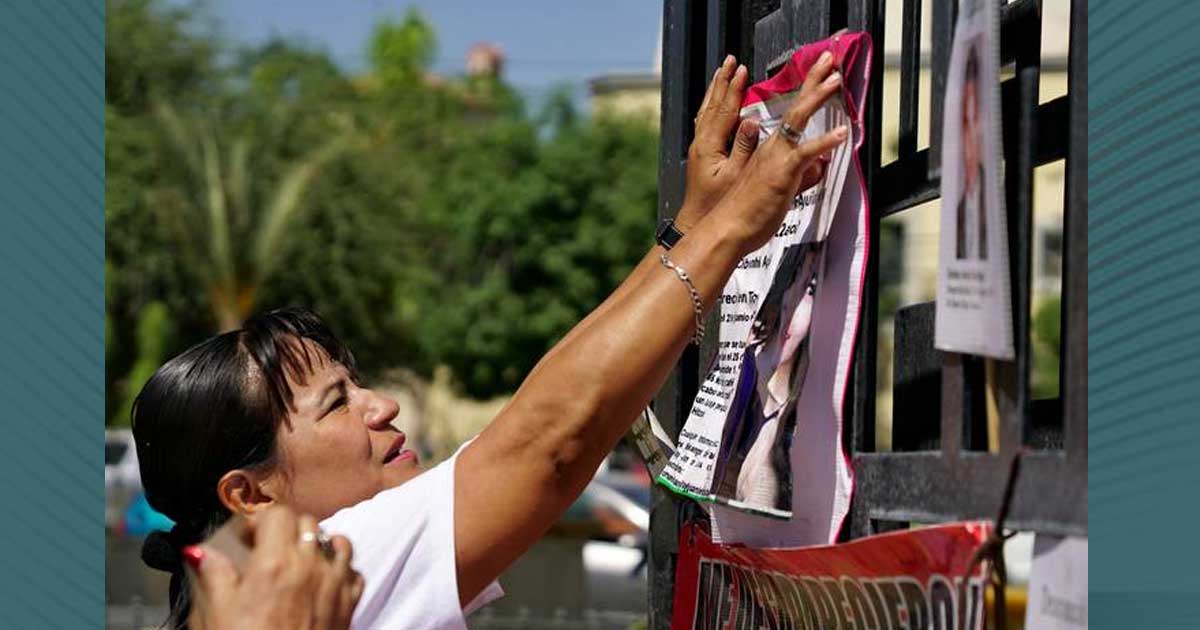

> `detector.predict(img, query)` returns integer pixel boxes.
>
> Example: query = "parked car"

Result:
[562,471,652,613]
[105,429,141,529]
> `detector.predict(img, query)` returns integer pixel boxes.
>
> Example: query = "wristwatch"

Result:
[656,218,685,250]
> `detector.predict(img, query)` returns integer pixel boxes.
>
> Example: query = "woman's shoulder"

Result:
[324,459,452,529]
[320,449,477,630]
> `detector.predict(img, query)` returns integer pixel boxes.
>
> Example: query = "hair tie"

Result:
[141,528,185,574]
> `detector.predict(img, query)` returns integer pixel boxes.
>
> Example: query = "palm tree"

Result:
[151,102,356,331]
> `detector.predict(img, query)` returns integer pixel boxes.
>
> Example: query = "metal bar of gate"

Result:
[649,2,706,627]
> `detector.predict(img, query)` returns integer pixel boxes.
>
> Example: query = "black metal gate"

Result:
[650,0,1087,626]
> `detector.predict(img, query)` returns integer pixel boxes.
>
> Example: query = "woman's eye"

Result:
[327,396,348,414]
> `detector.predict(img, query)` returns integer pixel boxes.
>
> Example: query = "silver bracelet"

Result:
[659,254,705,345]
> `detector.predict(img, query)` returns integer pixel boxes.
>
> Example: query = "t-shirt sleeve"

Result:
[320,446,504,629]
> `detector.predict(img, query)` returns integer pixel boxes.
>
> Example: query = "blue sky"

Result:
[192,1,662,106]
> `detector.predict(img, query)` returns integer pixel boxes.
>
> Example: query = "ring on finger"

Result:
[300,530,336,560]
[778,122,804,146]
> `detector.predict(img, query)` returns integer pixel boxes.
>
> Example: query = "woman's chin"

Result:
[382,459,423,488]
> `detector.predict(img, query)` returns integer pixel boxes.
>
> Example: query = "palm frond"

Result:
[152,102,203,185]
[253,136,350,282]
[200,126,236,293]
[228,136,251,234]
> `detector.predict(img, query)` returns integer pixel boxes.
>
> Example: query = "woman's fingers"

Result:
[333,537,360,627]
[314,535,358,629]
[781,72,842,137]
[728,117,761,171]
[696,70,717,121]
[791,127,849,170]
[722,64,749,117]
[189,545,239,610]
[713,64,750,142]
[339,572,365,628]
[697,55,746,150]
[329,534,354,574]
[312,564,338,628]
[778,51,841,135]
[696,56,732,126]
[797,158,828,191]
[708,55,736,119]
[296,513,323,560]
[802,50,837,93]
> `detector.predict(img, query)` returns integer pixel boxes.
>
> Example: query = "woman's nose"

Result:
[361,390,400,430]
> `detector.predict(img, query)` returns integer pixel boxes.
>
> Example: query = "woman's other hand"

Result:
[186,507,363,630]
[678,55,759,231]
[708,50,847,254]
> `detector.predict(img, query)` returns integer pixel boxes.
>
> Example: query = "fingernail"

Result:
[182,545,205,570]
[724,54,735,66]
[824,71,842,87]
[736,64,747,78]
[818,51,832,65]
[834,125,849,140]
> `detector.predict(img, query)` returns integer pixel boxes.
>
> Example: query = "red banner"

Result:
[672,522,992,630]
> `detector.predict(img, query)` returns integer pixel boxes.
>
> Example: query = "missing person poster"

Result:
[644,33,871,545]
[672,522,991,630]
[935,0,1014,359]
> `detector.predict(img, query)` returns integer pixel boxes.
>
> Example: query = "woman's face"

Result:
[267,342,420,520]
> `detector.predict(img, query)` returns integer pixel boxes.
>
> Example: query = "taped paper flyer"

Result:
[1024,535,1088,630]
[935,0,1015,359]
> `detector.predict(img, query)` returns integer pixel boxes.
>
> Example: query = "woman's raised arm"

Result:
[452,50,847,605]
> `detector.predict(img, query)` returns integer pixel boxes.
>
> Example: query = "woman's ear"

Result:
[217,469,282,517]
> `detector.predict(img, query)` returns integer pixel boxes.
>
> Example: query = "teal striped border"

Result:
[0,0,105,627]
[1091,0,1200,626]
[0,0,1196,626]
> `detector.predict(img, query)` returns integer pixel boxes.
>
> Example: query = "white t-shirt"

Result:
[321,446,504,629]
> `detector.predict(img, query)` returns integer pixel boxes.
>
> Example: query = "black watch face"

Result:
[657,219,682,248]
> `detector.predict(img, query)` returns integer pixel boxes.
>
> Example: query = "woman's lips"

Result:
[382,432,416,466]
[387,449,417,466]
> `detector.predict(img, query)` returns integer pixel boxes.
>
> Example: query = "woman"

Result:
[134,52,847,629]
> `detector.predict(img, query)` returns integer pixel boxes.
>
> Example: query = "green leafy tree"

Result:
[106,0,220,422]
[1031,296,1062,399]
[112,301,173,426]
[370,9,436,89]
[105,1,662,408]
[105,0,217,116]
[408,102,659,397]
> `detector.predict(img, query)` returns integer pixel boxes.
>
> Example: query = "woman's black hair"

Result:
[132,307,356,629]
[750,243,814,341]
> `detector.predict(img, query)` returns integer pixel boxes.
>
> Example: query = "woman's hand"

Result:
[678,55,758,232]
[186,507,363,630]
[707,50,847,255]
[679,54,831,233]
